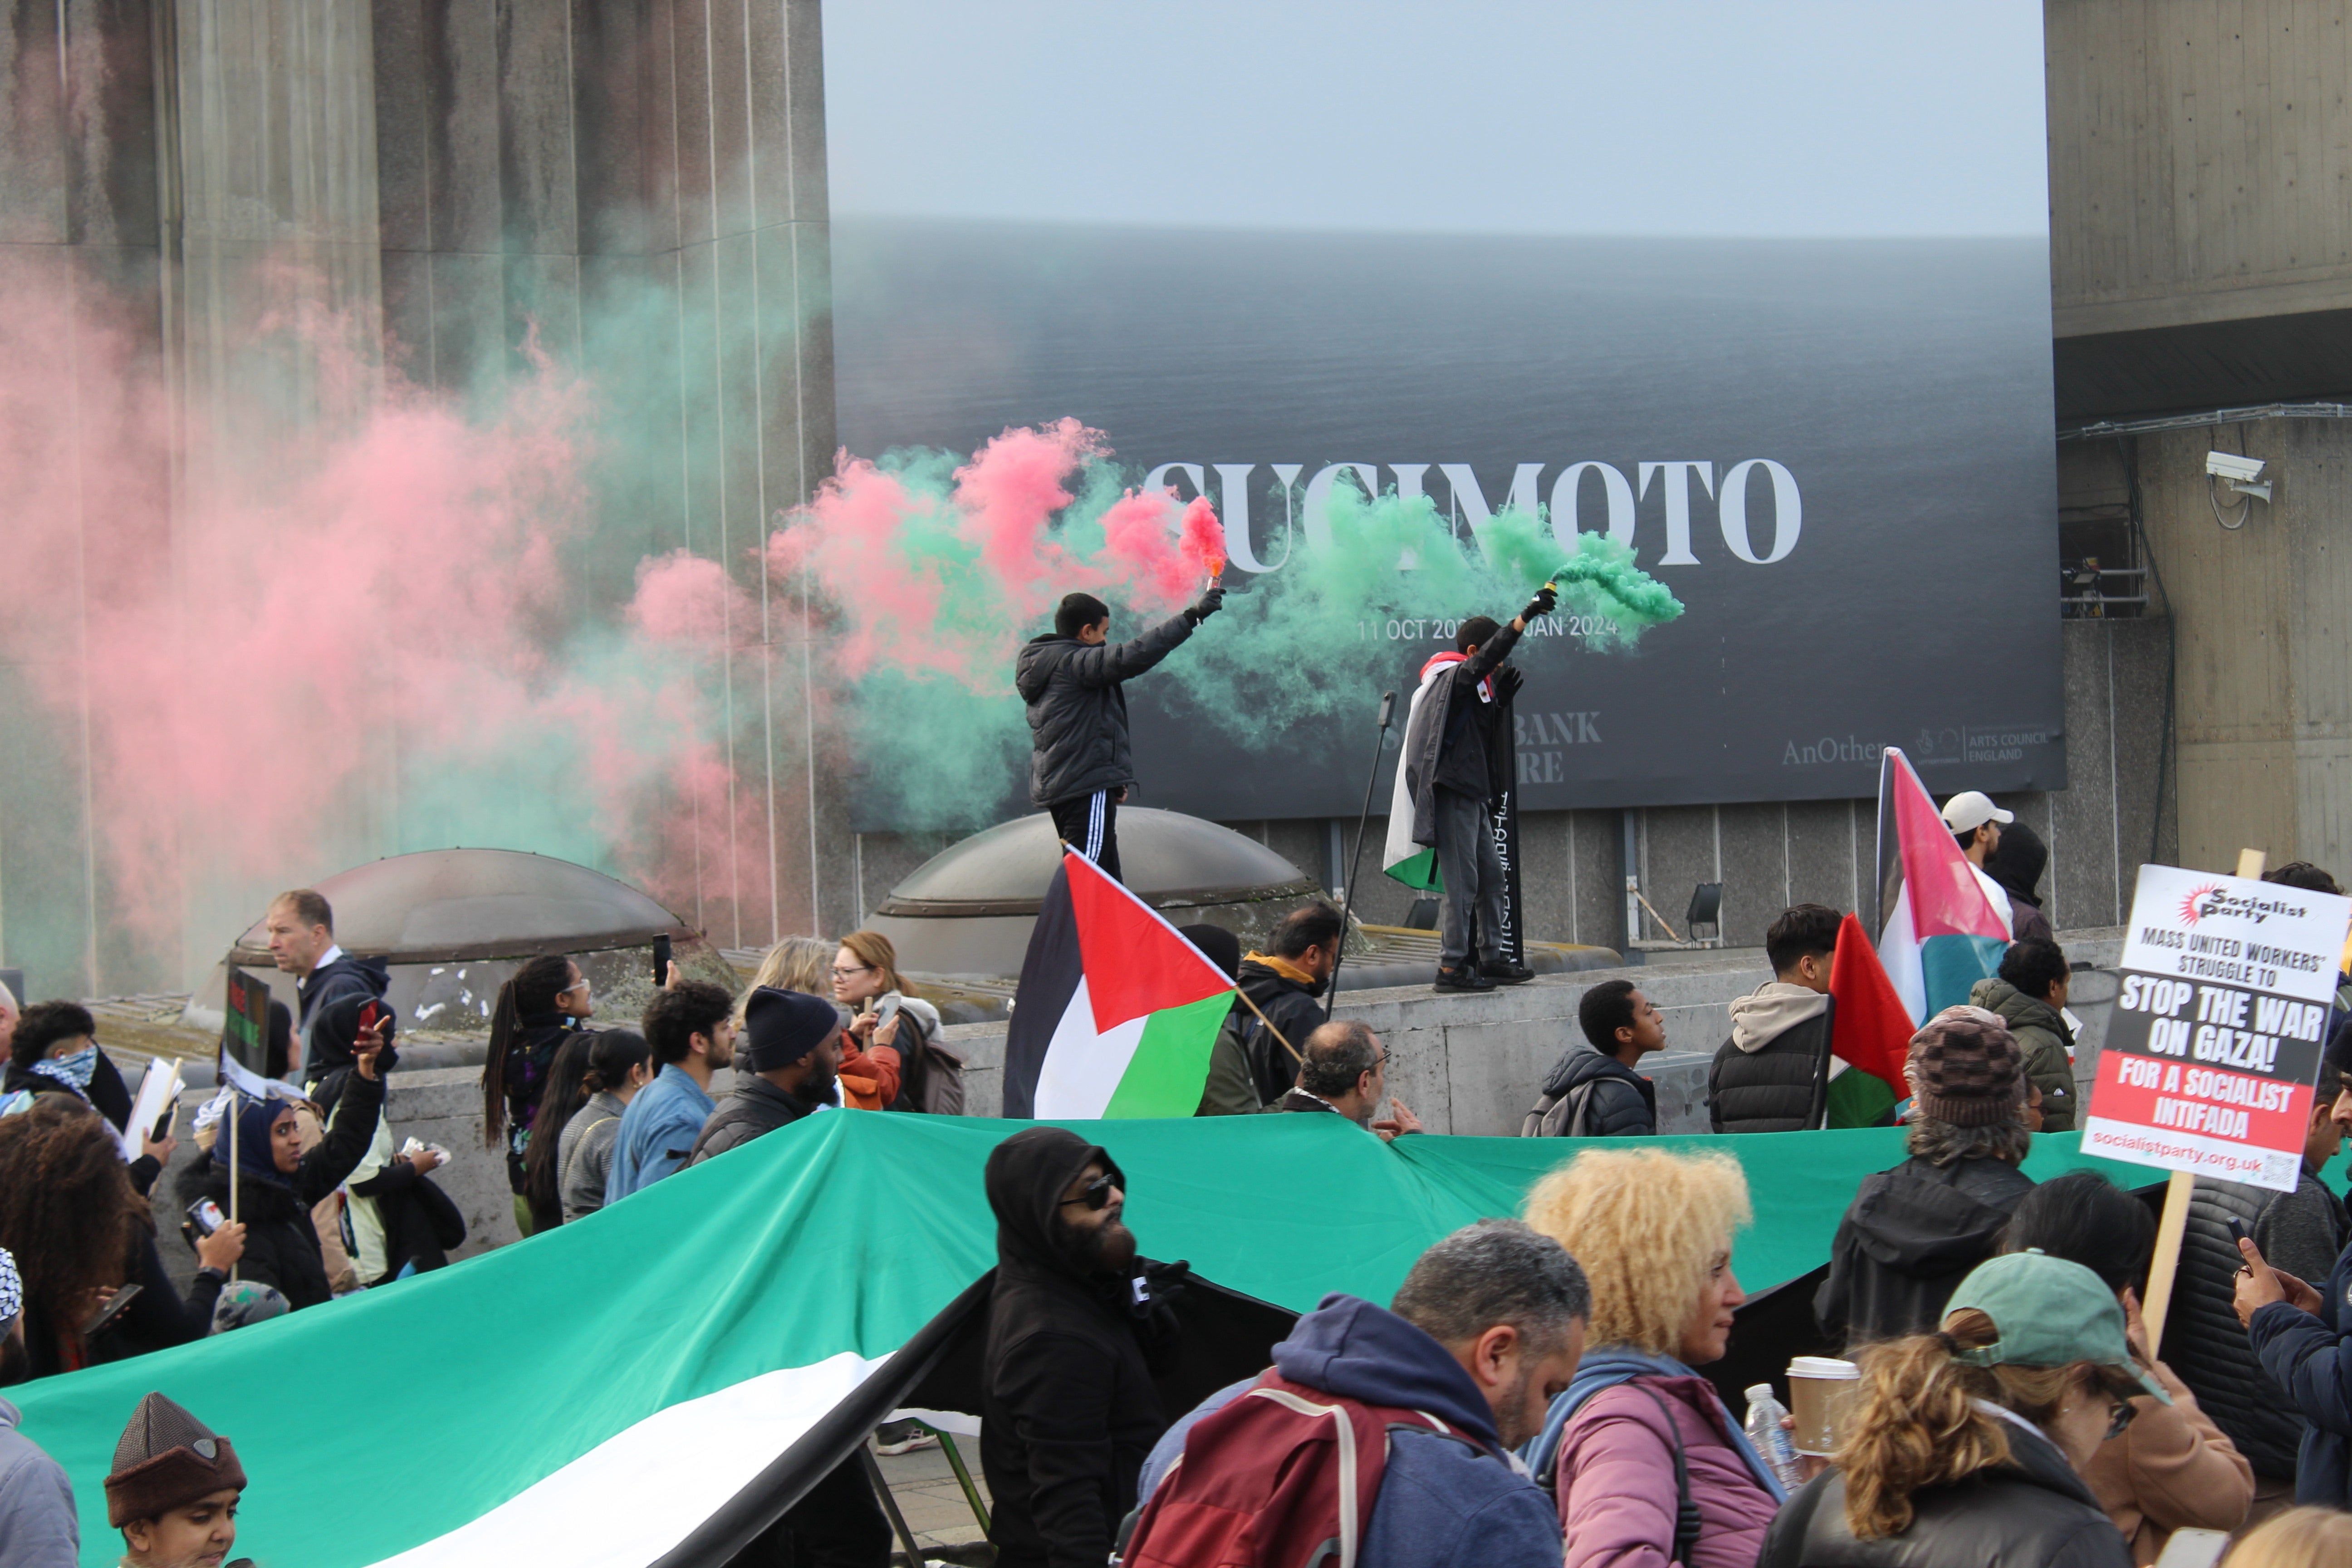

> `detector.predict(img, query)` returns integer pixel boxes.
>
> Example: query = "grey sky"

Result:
[822,1,2048,239]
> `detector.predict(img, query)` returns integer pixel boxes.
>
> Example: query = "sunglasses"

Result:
[1058,1175,1116,1211]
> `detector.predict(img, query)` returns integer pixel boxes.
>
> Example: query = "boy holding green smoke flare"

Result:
[1398,580,1558,990]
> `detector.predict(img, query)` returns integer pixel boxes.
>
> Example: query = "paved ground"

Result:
[875,1436,994,1566]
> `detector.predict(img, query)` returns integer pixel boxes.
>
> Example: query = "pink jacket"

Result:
[1556,1375,1781,1568]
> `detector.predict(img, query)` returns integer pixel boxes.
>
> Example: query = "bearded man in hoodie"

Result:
[981,1128,1185,1568]
[1709,904,1839,1134]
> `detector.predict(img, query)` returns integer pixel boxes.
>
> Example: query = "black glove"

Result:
[1184,588,1225,625]
[1492,665,1524,705]
[1137,1257,1193,1313]
[1520,585,1557,621]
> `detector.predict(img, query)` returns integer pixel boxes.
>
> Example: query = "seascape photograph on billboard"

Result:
[823,0,2058,827]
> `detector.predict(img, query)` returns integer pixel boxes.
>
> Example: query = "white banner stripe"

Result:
[1033,976,1148,1118]
[370,1352,889,1568]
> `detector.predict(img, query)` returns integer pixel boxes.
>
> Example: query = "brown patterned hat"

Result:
[106,1392,245,1527]
[1907,1005,2026,1127]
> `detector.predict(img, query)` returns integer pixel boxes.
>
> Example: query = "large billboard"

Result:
[825,4,2058,824]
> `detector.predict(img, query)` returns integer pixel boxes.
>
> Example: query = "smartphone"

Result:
[873,994,902,1032]
[2226,1215,2252,1250]
[80,1284,142,1340]
[358,999,392,1047]
[150,1102,176,1144]
[2152,1528,2230,1568]
[653,934,672,988]
[186,1197,225,1235]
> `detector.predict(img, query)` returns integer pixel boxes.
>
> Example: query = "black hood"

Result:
[1984,820,2048,909]
[1542,1045,1643,1099]
[985,1126,1127,1281]
[1013,635,1079,701]
[1845,1161,2024,1274]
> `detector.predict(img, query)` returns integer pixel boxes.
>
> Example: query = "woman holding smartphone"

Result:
[828,931,945,1113]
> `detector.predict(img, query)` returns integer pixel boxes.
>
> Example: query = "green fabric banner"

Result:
[13,1112,2185,1567]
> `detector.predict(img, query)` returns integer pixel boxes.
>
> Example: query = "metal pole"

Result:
[1325,691,1396,1021]
[933,1430,990,1534]
[857,1446,926,1566]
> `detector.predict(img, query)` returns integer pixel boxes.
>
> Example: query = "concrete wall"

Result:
[2125,420,2352,875]
[0,0,846,1002]
[2048,0,2352,339]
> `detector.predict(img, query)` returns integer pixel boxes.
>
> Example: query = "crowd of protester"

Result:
[5,838,2352,1567]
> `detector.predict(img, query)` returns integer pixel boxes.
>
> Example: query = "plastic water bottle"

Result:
[1744,1384,1805,1490]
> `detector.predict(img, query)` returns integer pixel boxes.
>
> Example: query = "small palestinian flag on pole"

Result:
[1825,911,1918,1127]
[1003,850,1239,1118]
[1873,746,2012,1021]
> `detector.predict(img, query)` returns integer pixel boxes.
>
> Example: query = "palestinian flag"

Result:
[9,1114,2166,1568]
[1873,746,2010,1025]
[1825,911,1920,1127]
[1380,651,1467,890]
[1001,850,1237,1118]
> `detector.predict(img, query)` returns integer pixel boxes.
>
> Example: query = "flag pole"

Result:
[226,1075,240,1284]
[1325,691,1397,1022]
[2144,845,2268,1353]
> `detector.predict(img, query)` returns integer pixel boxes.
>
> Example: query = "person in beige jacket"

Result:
[2001,1171,2253,1562]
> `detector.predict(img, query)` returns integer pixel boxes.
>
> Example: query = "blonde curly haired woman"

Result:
[1522,1147,1786,1568]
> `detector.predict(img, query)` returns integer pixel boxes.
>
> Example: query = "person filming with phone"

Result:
[830,931,948,1113]
[181,995,389,1312]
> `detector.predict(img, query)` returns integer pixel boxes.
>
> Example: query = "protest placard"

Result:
[2083,862,2352,1192]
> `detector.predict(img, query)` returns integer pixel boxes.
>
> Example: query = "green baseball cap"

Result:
[1944,1250,2172,1404]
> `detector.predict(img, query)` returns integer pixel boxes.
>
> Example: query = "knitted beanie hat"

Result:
[105,1392,246,1527]
[1907,1005,2026,1127]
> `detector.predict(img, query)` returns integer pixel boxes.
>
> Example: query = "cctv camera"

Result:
[2207,451,2267,482]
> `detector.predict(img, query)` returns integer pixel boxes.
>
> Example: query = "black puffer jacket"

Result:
[185,1070,383,1310]
[2168,1170,2348,1480]
[1532,1046,1657,1136]
[1762,1419,2130,1568]
[1235,958,1327,1106]
[981,1128,1175,1568]
[1709,987,1835,1133]
[686,1075,822,1165]
[1015,614,1194,807]
[1813,1153,2034,1347]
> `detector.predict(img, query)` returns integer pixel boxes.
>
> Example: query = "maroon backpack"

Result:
[1122,1368,1472,1568]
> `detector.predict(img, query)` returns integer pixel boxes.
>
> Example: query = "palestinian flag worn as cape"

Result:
[1001,850,1236,1118]
[1873,744,2010,1025]
[1382,650,1478,890]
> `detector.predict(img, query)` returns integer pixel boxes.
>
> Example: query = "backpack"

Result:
[1520,1078,1600,1137]
[1121,1368,1478,1568]
[885,1000,967,1116]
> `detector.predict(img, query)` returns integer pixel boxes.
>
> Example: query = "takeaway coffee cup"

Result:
[1787,1356,1862,1456]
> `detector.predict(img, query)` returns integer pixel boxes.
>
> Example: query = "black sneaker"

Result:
[1434,965,1495,992]
[1480,960,1535,985]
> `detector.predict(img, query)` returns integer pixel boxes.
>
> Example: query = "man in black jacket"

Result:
[982,1127,1180,1568]
[1015,588,1222,883]
[687,987,842,1164]
[263,888,390,1084]
[1396,589,1556,991]
[1525,980,1666,1136]
[1710,904,1838,1133]
[1814,1007,2036,1346]
[1236,903,1343,1106]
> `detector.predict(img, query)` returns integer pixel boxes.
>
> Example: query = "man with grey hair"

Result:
[1126,1220,1585,1566]
[1274,1020,1423,1140]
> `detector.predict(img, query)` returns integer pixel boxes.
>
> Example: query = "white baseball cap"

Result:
[1941,791,2014,834]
